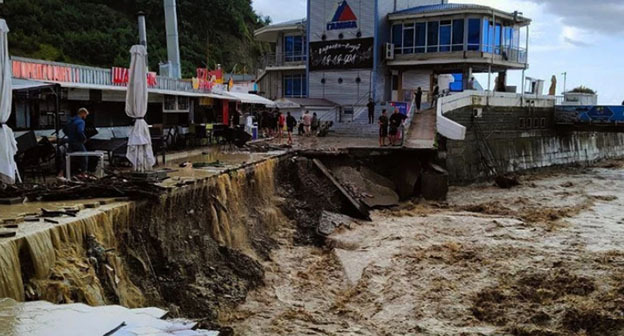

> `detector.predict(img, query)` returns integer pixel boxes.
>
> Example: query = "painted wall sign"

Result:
[327,0,358,31]
[309,38,374,71]
[555,105,624,124]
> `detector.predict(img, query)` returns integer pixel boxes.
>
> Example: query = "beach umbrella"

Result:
[0,19,19,184]
[125,45,155,172]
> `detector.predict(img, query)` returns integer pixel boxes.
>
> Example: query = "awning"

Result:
[223,92,276,107]
[12,78,56,92]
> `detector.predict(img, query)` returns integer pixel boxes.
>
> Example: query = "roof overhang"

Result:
[254,20,306,42]
[222,91,276,107]
[41,81,234,100]
[12,78,57,92]
[389,7,531,27]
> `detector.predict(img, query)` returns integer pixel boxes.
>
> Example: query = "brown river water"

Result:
[223,163,624,335]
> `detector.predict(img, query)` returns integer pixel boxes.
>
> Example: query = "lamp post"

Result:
[561,72,567,94]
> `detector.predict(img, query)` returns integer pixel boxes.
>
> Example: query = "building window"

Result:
[392,24,403,54]
[467,18,481,51]
[427,21,439,53]
[415,22,426,53]
[482,19,491,53]
[284,74,306,98]
[284,35,306,62]
[439,20,452,52]
[403,23,415,54]
[495,23,502,54]
[452,19,464,51]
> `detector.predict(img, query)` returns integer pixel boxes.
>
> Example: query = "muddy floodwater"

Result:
[223,163,624,335]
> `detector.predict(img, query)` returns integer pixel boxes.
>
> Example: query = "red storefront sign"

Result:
[112,67,158,87]
[12,60,79,82]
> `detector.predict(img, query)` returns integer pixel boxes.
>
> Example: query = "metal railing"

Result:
[393,45,527,64]
[11,56,208,93]
[260,52,308,68]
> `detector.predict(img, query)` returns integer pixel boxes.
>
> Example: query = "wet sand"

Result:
[225,164,624,335]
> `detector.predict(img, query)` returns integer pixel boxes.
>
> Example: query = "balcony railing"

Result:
[11,56,208,93]
[394,45,527,64]
[260,52,308,69]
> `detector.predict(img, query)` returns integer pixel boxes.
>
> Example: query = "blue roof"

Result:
[392,3,489,15]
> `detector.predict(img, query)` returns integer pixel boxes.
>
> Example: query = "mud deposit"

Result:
[224,165,624,335]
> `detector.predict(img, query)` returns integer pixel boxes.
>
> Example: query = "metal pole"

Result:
[522,24,529,99]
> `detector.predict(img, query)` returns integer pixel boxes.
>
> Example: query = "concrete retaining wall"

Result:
[444,106,624,183]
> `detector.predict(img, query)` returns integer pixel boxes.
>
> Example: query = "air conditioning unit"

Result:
[385,43,395,60]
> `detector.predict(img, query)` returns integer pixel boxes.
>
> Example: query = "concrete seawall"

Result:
[443,106,624,183]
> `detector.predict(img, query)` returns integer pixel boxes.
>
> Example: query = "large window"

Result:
[427,21,439,53]
[467,18,481,51]
[482,19,492,53]
[439,20,452,52]
[392,24,403,54]
[403,23,415,54]
[452,19,464,51]
[390,17,519,57]
[284,74,306,98]
[284,35,306,62]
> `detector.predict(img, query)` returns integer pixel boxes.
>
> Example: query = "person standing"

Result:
[378,109,389,147]
[64,107,89,175]
[389,108,407,146]
[367,98,375,124]
[415,87,423,112]
[277,111,286,143]
[286,112,297,145]
[311,112,320,136]
[468,77,476,90]
[302,110,313,136]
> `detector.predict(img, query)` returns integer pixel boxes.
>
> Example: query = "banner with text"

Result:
[309,38,374,71]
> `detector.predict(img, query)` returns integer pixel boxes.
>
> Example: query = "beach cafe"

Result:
[7,56,275,179]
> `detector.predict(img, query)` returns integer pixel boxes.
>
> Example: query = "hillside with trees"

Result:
[0,0,270,77]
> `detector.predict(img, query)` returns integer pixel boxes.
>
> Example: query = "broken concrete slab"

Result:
[318,211,357,236]
[332,166,399,208]
[312,159,370,220]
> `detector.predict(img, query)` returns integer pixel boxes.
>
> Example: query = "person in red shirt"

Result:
[277,111,286,144]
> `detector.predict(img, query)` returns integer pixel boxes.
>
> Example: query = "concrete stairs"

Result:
[330,106,379,137]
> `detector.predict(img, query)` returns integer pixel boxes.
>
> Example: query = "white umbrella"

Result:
[125,45,155,172]
[0,19,19,184]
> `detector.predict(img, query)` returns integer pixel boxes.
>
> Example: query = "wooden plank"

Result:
[312,159,370,220]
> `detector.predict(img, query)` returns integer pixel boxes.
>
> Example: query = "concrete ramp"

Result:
[404,108,436,149]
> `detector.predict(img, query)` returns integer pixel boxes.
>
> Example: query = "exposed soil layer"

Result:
[224,163,624,335]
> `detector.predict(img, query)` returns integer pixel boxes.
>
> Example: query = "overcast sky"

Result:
[252,0,624,104]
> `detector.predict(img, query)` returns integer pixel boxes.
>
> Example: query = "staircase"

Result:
[330,105,380,137]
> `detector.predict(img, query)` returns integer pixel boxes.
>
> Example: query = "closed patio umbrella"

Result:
[0,19,19,184]
[125,45,155,171]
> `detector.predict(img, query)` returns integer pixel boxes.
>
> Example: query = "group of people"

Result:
[258,108,321,145]
[378,108,407,147]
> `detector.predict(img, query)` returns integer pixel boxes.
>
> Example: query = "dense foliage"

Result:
[0,0,269,77]
[570,86,596,95]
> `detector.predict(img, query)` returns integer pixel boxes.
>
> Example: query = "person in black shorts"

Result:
[286,112,297,145]
[378,109,389,146]
[389,108,407,146]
